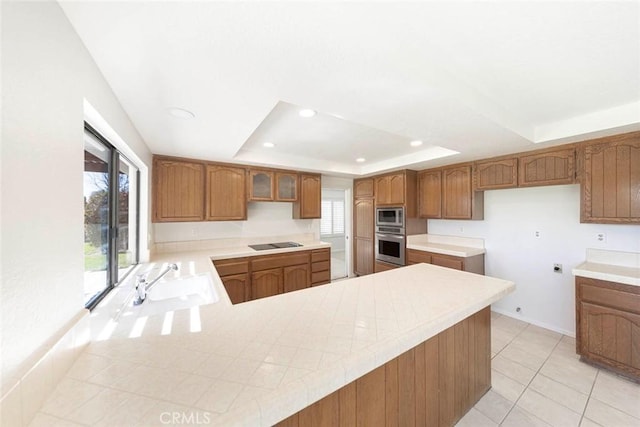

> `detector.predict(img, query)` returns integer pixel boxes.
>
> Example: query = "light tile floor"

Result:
[457,312,640,427]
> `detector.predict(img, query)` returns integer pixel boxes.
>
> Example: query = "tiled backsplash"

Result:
[154,233,317,254]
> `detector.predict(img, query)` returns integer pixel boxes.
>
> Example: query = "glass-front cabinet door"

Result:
[249,170,274,201]
[276,173,297,201]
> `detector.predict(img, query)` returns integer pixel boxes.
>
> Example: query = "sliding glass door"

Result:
[83,124,139,308]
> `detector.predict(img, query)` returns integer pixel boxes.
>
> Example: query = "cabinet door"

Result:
[293,174,321,219]
[407,249,431,265]
[249,169,274,201]
[518,148,575,187]
[388,173,405,205]
[354,237,374,276]
[375,176,390,205]
[474,158,518,190]
[579,302,640,377]
[276,172,298,201]
[283,263,310,293]
[251,268,283,300]
[431,254,464,270]
[354,198,374,239]
[206,165,247,220]
[442,166,474,219]
[153,158,205,222]
[354,178,374,198]
[418,170,442,218]
[220,273,249,304]
[581,136,640,223]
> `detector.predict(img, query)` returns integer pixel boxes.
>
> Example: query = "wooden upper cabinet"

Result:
[153,158,205,222]
[418,170,442,218]
[354,178,374,198]
[248,169,274,201]
[474,158,518,190]
[375,173,405,205]
[206,164,247,220]
[518,148,576,187]
[276,172,298,201]
[442,165,483,220]
[581,133,640,223]
[293,174,321,219]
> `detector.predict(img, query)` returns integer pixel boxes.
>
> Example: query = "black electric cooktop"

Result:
[248,242,303,251]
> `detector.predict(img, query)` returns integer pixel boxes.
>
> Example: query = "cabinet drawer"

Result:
[579,281,640,315]
[311,270,330,284]
[213,258,249,276]
[431,255,464,271]
[252,252,310,271]
[311,249,330,262]
[312,260,330,273]
[407,249,431,265]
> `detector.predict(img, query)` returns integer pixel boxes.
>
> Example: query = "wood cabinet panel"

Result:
[276,307,491,427]
[311,270,330,285]
[518,148,576,187]
[443,165,483,220]
[576,276,640,381]
[293,174,321,219]
[153,158,205,222]
[406,249,485,275]
[354,238,374,277]
[418,170,442,218]
[375,260,400,273]
[311,249,330,263]
[251,268,283,300]
[474,158,518,190]
[581,134,640,223]
[276,172,298,201]
[206,164,247,220]
[219,273,249,304]
[375,172,406,205]
[354,199,374,239]
[354,178,374,198]
[252,252,310,271]
[212,258,249,277]
[310,248,331,286]
[283,263,310,293]
[432,255,464,271]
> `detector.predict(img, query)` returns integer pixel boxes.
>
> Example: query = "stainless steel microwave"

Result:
[376,207,404,228]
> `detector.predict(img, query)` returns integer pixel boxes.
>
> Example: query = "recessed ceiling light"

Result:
[263,142,275,148]
[168,107,195,119]
[410,140,423,147]
[356,158,366,163]
[298,109,316,118]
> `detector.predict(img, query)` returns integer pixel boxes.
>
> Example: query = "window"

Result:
[84,123,139,309]
[320,199,345,235]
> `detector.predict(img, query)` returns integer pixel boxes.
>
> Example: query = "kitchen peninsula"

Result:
[44,247,514,426]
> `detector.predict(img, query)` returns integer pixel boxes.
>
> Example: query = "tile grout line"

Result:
[496,325,564,426]
[579,368,600,427]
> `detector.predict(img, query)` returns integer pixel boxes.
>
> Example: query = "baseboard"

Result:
[491,306,575,337]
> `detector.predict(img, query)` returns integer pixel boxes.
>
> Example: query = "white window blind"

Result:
[320,199,345,235]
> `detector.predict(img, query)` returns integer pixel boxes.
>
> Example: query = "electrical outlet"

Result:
[535,231,541,238]
[553,263,563,273]
[596,232,606,243]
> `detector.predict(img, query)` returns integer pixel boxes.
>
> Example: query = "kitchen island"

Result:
[38,248,514,426]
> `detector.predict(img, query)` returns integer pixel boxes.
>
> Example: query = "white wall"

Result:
[428,184,640,335]
[154,202,320,242]
[1,0,152,386]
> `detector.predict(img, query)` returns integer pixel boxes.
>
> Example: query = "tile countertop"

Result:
[406,234,486,257]
[572,248,640,287]
[52,246,514,427]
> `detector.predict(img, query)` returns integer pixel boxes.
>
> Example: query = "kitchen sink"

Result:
[248,241,303,251]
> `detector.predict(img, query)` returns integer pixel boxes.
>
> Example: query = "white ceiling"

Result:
[59,1,640,176]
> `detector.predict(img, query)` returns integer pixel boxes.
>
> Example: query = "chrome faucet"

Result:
[133,263,178,305]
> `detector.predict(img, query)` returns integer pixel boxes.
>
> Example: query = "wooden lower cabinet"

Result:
[407,249,485,275]
[375,260,400,273]
[576,276,640,381]
[214,248,330,303]
[284,264,311,293]
[276,307,491,427]
[251,268,283,300]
